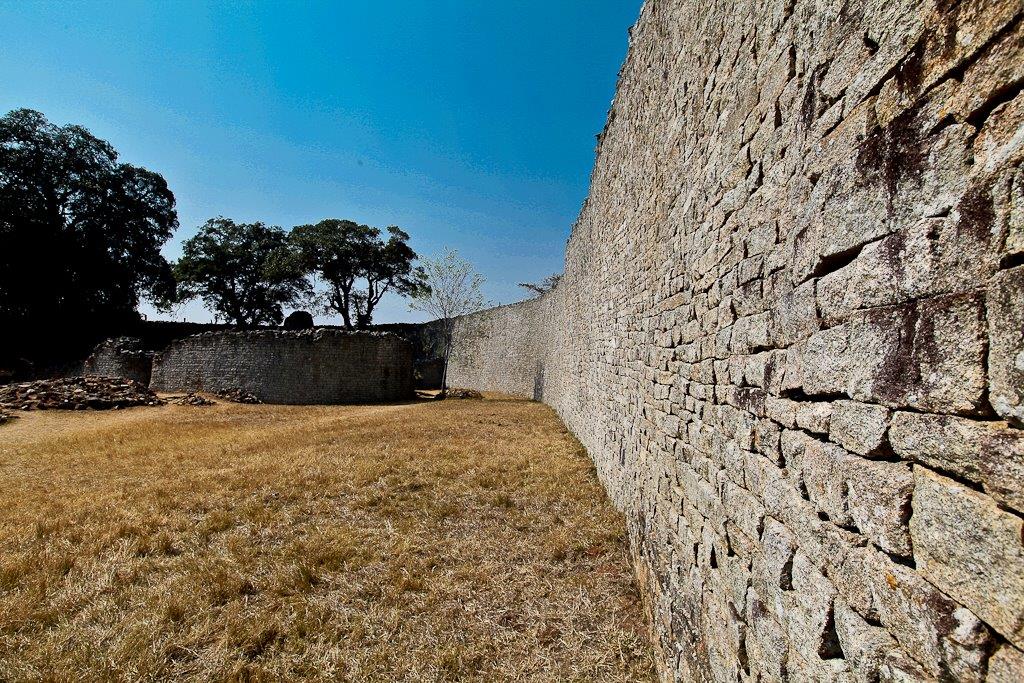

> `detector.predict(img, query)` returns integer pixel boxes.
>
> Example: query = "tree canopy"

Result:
[173,218,309,328]
[292,219,426,329]
[0,108,178,363]
[352,226,428,328]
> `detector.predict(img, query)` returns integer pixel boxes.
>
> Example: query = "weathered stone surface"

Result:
[988,266,1024,425]
[151,330,414,404]
[911,467,1024,650]
[845,545,991,681]
[801,294,988,413]
[890,411,1024,514]
[81,337,154,386]
[744,587,789,682]
[795,401,831,436]
[439,0,1024,679]
[987,644,1024,683]
[878,648,936,683]
[845,458,913,558]
[783,551,840,663]
[994,166,1024,259]
[792,438,912,556]
[829,400,890,456]
[816,216,998,325]
[834,598,897,683]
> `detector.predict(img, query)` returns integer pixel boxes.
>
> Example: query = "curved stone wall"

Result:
[151,330,414,404]
[447,0,1024,680]
[81,337,154,386]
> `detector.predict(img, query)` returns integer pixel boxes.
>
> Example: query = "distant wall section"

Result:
[82,337,154,386]
[151,330,414,404]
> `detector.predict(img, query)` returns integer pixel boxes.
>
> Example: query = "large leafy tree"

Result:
[352,226,428,328]
[291,219,375,330]
[291,220,426,329]
[174,218,309,328]
[0,108,178,364]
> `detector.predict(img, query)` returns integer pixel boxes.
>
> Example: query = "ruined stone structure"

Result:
[447,0,1024,680]
[81,337,155,386]
[151,330,414,404]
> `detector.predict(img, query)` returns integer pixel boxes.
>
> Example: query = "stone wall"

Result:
[447,0,1024,680]
[81,337,154,386]
[151,330,414,404]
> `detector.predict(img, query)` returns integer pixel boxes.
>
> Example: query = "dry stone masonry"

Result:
[150,330,414,404]
[81,337,155,386]
[0,376,163,410]
[446,0,1024,680]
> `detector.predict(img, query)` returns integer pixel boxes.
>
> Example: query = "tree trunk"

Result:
[441,349,449,393]
[440,321,454,392]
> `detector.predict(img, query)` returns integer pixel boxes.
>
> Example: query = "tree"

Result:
[173,218,309,328]
[352,226,428,328]
[408,249,486,392]
[0,108,178,364]
[291,219,426,329]
[517,273,562,297]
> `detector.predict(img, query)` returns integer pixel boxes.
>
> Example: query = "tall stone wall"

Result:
[447,0,1024,680]
[151,330,414,404]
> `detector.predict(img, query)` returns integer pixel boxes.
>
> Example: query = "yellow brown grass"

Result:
[0,396,652,681]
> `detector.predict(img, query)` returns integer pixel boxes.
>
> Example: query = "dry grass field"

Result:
[0,395,652,681]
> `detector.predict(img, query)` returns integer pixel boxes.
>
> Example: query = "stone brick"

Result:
[987,644,1024,683]
[816,216,998,325]
[783,551,840,663]
[994,166,1024,259]
[801,293,987,413]
[791,438,911,555]
[878,648,936,683]
[769,280,819,347]
[829,400,890,456]
[756,517,797,601]
[834,598,898,683]
[795,402,831,436]
[889,411,1024,514]
[834,545,991,681]
[744,587,789,682]
[796,439,854,527]
[911,467,1024,649]
[845,458,913,558]
[988,266,1024,425]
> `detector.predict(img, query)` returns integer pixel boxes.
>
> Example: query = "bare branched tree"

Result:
[408,249,486,392]
[517,273,561,298]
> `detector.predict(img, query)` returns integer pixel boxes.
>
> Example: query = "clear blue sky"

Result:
[0,0,640,324]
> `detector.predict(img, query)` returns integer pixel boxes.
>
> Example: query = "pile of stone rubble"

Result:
[168,392,216,406]
[215,388,262,404]
[441,388,483,399]
[0,409,14,424]
[0,376,164,411]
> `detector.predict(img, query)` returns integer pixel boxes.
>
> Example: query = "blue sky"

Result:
[0,0,640,324]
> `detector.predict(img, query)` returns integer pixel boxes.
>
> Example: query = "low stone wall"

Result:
[150,330,414,404]
[81,337,154,386]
